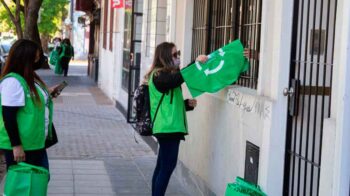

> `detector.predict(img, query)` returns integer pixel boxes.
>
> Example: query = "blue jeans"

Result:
[152,138,180,196]
[4,149,49,171]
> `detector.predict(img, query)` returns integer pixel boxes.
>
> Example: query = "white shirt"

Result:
[0,78,50,136]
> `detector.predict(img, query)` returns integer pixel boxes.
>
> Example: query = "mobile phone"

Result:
[51,81,68,96]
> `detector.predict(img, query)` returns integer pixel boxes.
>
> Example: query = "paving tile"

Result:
[74,180,113,187]
[73,169,108,175]
[50,174,74,181]
[47,186,74,194]
[48,180,74,187]
[50,168,73,175]
[74,186,116,194]
[74,174,111,181]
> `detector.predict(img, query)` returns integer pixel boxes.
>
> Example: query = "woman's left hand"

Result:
[49,84,61,98]
[188,99,197,108]
[196,55,208,64]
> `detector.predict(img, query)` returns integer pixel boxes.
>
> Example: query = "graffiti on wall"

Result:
[227,89,271,120]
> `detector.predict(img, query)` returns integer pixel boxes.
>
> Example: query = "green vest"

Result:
[0,73,53,150]
[149,73,188,135]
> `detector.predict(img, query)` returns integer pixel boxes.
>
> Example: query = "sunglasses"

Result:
[172,50,181,58]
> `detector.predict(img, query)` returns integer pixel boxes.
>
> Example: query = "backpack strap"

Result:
[151,93,165,126]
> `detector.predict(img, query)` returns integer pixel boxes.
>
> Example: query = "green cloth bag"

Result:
[225,177,267,196]
[49,50,59,66]
[181,39,249,98]
[4,162,49,196]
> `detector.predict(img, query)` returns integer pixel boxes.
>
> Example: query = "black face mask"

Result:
[33,55,45,70]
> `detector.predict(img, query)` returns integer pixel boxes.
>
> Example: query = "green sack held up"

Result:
[225,177,267,196]
[4,162,49,196]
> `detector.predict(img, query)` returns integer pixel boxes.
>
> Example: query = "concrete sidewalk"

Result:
[0,65,190,196]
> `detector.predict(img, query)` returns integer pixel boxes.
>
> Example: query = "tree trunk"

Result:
[23,0,43,46]
[41,34,50,54]
[23,0,49,69]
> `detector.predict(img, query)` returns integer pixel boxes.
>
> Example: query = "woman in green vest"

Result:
[145,42,207,196]
[59,38,74,77]
[0,39,56,170]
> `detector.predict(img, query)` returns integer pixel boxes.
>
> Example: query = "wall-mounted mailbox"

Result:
[244,141,260,184]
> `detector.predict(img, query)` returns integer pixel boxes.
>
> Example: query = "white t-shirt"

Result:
[0,78,50,136]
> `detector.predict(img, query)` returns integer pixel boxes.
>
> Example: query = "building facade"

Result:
[91,0,350,195]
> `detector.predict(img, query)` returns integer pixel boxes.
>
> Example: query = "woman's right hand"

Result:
[13,145,25,162]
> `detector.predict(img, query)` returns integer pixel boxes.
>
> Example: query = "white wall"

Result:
[172,0,294,195]
[326,0,350,194]
[98,2,126,107]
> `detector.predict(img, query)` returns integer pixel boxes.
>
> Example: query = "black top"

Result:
[152,70,194,140]
[2,106,21,147]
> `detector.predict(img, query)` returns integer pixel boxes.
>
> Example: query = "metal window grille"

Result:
[235,0,262,89]
[191,0,210,60]
[191,0,262,89]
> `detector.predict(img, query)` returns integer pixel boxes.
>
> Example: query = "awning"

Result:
[76,0,95,12]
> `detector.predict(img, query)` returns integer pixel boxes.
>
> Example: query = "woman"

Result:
[0,39,56,170]
[59,38,74,77]
[146,42,208,196]
[50,38,63,74]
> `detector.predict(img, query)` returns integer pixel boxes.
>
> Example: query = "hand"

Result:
[196,55,208,64]
[49,84,61,98]
[13,146,25,162]
[243,48,251,59]
[188,99,197,108]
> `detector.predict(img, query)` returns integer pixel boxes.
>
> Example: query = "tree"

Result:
[0,0,23,38]
[39,0,68,52]
[0,0,43,44]
[0,0,68,50]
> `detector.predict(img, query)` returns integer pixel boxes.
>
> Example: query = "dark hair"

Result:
[53,37,61,42]
[62,38,71,46]
[145,42,177,80]
[1,39,46,102]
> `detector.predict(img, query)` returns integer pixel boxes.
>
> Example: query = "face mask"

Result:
[173,58,181,67]
[33,55,45,70]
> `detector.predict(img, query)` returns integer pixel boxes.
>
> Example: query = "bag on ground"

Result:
[225,177,267,196]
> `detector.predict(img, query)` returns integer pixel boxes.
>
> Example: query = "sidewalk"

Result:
[1,65,190,196]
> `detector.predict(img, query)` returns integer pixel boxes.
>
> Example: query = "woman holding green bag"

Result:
[0,39,57,171]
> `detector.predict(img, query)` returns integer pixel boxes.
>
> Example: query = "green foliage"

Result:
[0,0,69,36]
[38,0,69,37]
[0,1,16,32]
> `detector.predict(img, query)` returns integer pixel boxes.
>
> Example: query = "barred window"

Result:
[191,0,262,89]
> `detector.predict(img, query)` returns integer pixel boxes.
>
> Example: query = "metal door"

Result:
[122,0,143,123]
[283,0,337,195]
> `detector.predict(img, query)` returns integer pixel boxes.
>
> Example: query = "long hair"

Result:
[144,42,178,81]
[62,38,71,46]
[1,39,46,103]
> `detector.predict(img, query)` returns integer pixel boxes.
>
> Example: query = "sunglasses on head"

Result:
[172,50,181,58]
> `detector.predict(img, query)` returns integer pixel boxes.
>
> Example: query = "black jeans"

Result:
[4,149,49,171]
[152,138,180,196]
[60,57,71,77]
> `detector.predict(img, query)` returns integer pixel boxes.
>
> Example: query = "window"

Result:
[192,0,262,89]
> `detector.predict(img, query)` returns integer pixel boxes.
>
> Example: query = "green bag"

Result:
[225,177,267,196]
[4,162,49,196]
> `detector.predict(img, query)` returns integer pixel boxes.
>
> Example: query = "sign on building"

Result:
[112,0,123,8]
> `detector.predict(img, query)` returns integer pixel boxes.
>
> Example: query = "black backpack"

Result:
[133,84,165,136]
